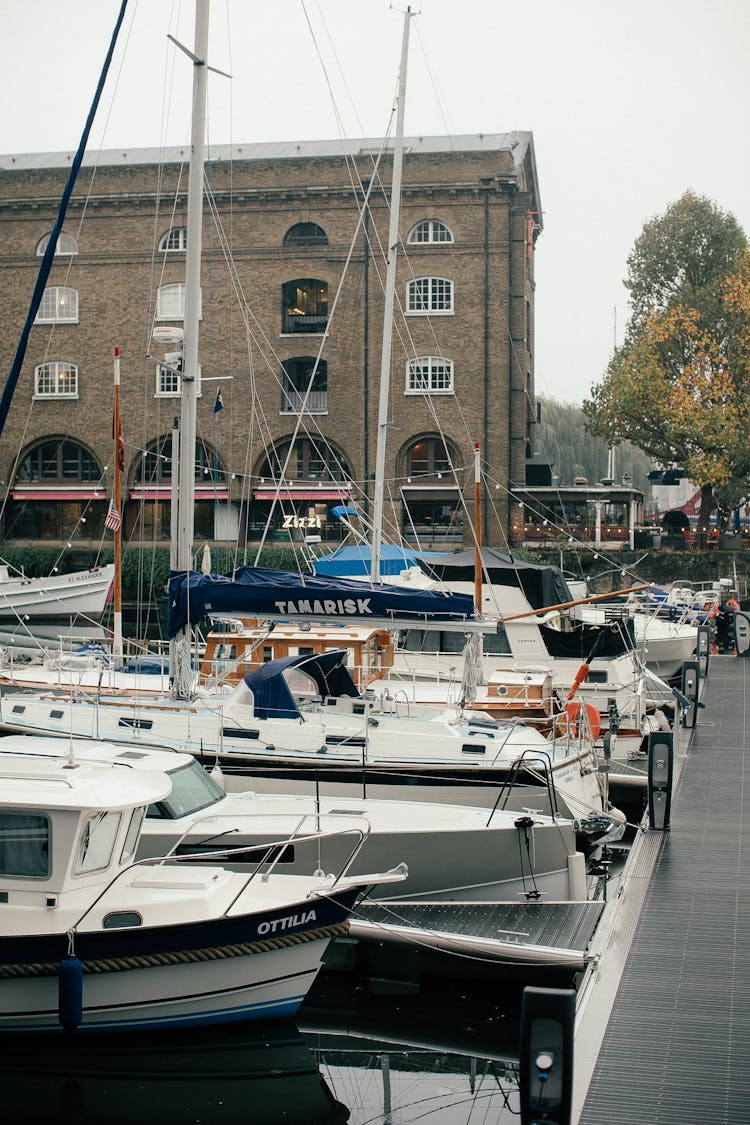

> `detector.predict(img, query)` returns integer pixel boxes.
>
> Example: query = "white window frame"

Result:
[158,227,188,252]
[407,219,453,245]
[155,362,202,398]
[156,282,202,321]
[36,231,78,256]
[35,286,79,324]
[34,361,79,400]
[406,277,454,315]
[406,356,454,395]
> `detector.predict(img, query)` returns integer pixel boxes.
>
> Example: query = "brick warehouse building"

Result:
[0,134,541,555]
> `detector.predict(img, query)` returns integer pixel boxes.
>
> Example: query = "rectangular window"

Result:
[0,812,50,878]
[155,363,201,397]
[35,286,79,324]
[406,357,454,395]
[34,362,78,399]
[406,277,453,315]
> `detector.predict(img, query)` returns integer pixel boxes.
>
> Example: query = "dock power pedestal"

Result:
[519,985,575,1125]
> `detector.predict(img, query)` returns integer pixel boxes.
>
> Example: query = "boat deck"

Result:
[577,654,750,1124]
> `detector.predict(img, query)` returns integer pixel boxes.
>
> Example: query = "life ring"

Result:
[726,598,739,612]
[565,700,602,741]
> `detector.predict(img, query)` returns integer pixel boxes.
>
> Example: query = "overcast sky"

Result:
[3,0,749,405]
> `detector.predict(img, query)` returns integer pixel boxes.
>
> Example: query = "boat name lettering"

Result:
[257,909,317,935]
[273,598,372,616]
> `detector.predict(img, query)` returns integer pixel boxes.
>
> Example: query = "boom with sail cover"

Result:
[168,566,479,637]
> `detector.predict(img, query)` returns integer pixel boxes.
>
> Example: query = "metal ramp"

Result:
[349,900,604,971]
[578,655,750,1124]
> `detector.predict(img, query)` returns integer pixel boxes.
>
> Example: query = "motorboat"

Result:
[0,743,398,1033]
[0,735,589,903]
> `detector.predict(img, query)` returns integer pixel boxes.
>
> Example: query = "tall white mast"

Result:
[371,7,413,585]
[171,0,209,699]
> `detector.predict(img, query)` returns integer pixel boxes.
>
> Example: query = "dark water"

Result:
[0,968,531,1124]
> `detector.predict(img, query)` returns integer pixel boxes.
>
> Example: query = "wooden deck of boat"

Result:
[577,654,750,1124]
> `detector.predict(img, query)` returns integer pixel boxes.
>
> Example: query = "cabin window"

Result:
[34,361,78,400]
[36,231,78,256]
[158,226,187,252]
[103,911,143,929]
[74,810,122,874]
[0,812,49,878]
[406,277,453,315]
[147,760,225,821]
[120,807,146,864]
[155,358,202,397]
[406,356,454,395]
[35,286,79,324]
[407,219,453,244]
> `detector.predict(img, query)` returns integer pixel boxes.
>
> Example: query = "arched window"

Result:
[406,437,456,478]
[406,356,454,395]
[258,437,349,484]
[280,357,328,413]
[283,223,328,247]
[134,435,220,485]
[407,219,453,245]
[34,361,78,399]
[35,286,78,323]
[156,282,202,321]
[17,439,101,482]
[402,436,462,545]
[406,277,453,315]
[36,231,78,256]
[158,227,188,252]
[281,279,328,333]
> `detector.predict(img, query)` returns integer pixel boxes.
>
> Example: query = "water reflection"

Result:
[0,974,524,1124]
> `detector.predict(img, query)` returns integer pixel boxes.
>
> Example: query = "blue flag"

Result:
[213,387,224,414]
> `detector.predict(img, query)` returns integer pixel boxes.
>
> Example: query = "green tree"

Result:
[584,193,749,540]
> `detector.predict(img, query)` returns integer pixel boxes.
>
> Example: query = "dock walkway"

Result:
[577,654,750,1123]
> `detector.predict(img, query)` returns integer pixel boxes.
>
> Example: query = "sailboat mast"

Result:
[371,7,413,585]
[172,0,209,698]
[112,346,123,663]
[474,441,483,613]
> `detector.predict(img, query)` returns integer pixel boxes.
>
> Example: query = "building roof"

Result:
[0,131,533,172]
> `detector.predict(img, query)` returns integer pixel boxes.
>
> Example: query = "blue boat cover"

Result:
[312,544,444,577]
[168,566,476,638]
[242,649,359,721]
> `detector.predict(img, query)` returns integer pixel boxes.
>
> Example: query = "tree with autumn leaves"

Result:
[583,192,749,543]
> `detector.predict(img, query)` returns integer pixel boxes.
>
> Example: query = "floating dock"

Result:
[575,654,749,1124]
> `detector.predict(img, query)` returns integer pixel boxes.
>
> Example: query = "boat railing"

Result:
[485,748,559,823]
[70,820,371,934]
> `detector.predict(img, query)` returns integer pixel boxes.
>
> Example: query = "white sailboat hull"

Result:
[0,564,115,620]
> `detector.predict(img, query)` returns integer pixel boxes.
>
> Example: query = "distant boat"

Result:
[0,561,114,621]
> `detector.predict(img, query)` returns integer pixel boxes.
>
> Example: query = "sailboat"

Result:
[0,559,114,621]
[0,6,625,849]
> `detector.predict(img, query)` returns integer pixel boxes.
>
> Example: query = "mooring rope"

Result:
[0,921,349,979]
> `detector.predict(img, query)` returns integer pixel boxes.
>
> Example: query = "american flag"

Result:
[105,500,121,533]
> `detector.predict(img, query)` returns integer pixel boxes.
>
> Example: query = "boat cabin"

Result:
[0,755,170,903]
[199,620,395,691]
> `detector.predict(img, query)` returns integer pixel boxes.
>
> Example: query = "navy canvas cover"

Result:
[168,566,476,638]
[240,650,359,720]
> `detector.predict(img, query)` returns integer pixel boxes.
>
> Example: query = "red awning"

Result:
[129,488,229,501]
[11,488,105,501]
[253,489,349,501]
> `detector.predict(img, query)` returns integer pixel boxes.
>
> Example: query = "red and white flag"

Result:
[105,499,121,533]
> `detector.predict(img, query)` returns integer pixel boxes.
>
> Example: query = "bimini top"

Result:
[238,650,359,721]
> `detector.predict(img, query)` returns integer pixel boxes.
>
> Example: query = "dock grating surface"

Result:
[579,655,750,1124]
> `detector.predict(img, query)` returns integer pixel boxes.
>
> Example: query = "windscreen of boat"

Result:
[147,759,225,820]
